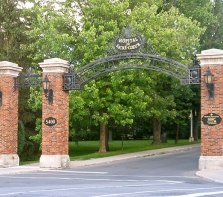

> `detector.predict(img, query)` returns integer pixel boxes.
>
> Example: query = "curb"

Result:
[196,170,223,184]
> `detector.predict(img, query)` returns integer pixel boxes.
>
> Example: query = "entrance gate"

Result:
[0,26,222,170]
[63,25,199,91]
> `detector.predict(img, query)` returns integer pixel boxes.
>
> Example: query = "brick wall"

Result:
[41,73,69,155]
[198,49,223,158]
[0,76,18,154]
[201,65,223,156]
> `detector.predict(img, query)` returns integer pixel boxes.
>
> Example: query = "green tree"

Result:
[71,0,204,149]
[171,83,194,143]
[207,0,223,49]
[129,1,204,144]
[27,0,78,62]
[162,0,222,140]
[0,0,30,63]
[27,0,204,153]
[18,121,26,156]
[0,0,42,160]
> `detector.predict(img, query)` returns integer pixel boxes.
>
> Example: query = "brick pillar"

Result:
[197,49,223,170]
[39,58,70,168]
[0,61,22,167]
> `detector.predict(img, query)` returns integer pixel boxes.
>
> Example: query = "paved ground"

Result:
[0,144,222,184]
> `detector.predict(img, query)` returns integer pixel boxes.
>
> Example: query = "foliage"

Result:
[29,118,42,150]
[18,121,26,156]
[0,0,31,63]
[0,0,42,160]
[67,0,204,149]
[172,82,194,125]
[171,0,222,50]
[28,87,42,112]
[26,0,79,62]
[210,0,223,49]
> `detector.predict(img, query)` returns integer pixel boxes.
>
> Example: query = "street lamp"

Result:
[204,67,214,100]
[42,75,53,105]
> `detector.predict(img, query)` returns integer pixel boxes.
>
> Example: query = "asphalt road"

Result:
[0,148,223,197]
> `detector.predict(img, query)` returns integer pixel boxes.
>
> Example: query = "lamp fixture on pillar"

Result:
[42,75,53,105]
[204,67,214,101]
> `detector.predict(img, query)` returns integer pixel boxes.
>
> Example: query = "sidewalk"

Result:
[0,144,222,183]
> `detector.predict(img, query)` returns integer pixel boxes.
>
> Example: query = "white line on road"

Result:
[0,175,183,183]
[42,169,108,174]
[166,191,223,197]
[0,182,181,196]
[92,187,223,197]
[25,171,198,179]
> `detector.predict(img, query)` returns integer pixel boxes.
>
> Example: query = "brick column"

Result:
[0,61,22,167]
[39,58,70,168]
[197,49,223,170]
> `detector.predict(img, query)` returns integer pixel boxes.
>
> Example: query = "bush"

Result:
[19,119,41,162]
[18,121,25,156]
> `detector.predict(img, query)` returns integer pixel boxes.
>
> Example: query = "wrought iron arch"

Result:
[64,53,188,90]
[13,25,200,91]
[63,25,200,90]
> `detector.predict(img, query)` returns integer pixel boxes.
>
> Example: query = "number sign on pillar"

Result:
[44,117,57,126]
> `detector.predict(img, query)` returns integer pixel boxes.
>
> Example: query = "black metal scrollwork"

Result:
[14,67,42,90]
[63,26,201,91]
[189,55,201,85]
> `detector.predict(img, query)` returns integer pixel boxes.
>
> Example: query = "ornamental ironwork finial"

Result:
[123,24,134,38]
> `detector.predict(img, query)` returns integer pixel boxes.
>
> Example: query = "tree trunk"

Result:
[175,124,179,144]
[99,108,109,153]
[152,117,162,144]
[105,124,109,151]
[193,109,200,141]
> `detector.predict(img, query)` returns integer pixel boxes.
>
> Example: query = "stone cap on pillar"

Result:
[197,48,223,66]
[39,58,70,73]
[0,61,23,77]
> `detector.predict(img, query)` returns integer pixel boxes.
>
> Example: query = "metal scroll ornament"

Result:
[63,25,201,91]
[14,67,42,90]
[109,25,147,55]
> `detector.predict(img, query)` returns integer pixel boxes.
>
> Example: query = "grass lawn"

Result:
[20,139,200,165]
[69,139,200,161]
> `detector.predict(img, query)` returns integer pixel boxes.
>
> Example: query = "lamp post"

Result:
[189,110,194,142]
[204,67,214,100]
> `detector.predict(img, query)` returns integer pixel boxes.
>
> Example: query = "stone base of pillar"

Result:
[40,155,70,168]
[0,154,19,168]
[199,156,223,170]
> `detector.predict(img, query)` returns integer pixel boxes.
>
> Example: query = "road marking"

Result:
[166,191,223,197]
[92,187,223,197]
[27,172,198,179]
[42,169,108,174]
[0,175,183,183]
[0,182,181,196]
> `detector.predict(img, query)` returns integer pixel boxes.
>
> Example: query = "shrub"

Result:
[18,121,25,156]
